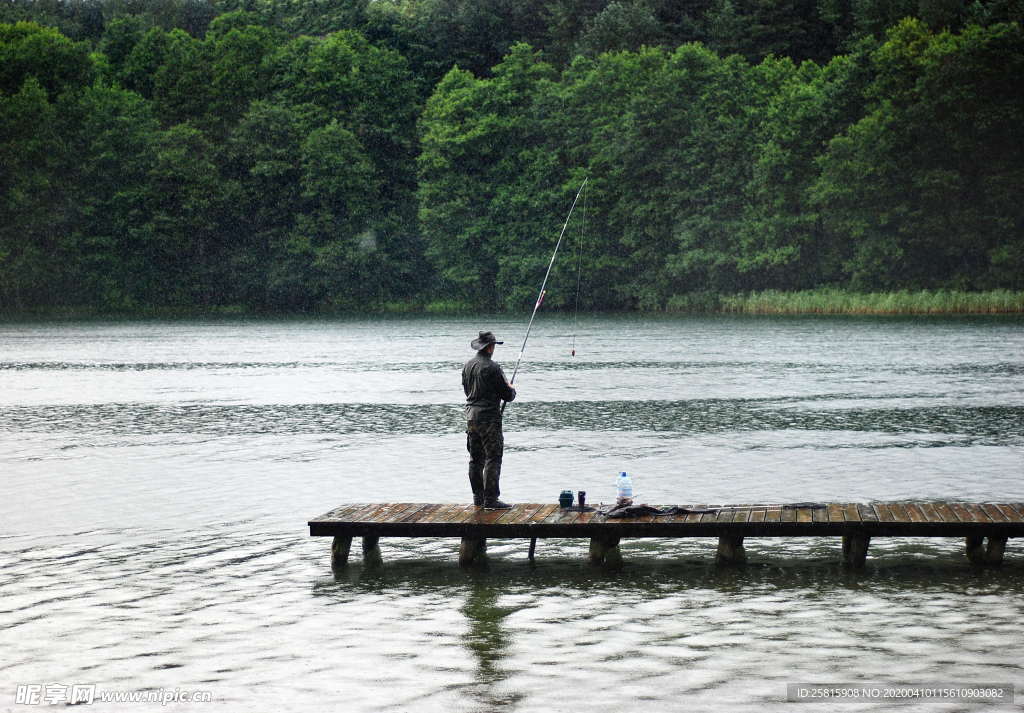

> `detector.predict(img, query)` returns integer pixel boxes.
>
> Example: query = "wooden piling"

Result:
[965,535,1007,565]
[842,532,870,568]
[459,536,487,567]
[331,535,353,569]
[362,535,383,567]
[589,535,622,567]
[716,535,746,564]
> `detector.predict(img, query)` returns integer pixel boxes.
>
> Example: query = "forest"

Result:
[1,0,1022,313]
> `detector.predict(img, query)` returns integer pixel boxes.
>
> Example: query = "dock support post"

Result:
[528,537,537,561]
[589,535,622,568]
[716,536,746,565]
[459,537,487,567]
[965,536,1006,566]
[362,535,383,567]
[842,532,870,569]
[331,536,353,569]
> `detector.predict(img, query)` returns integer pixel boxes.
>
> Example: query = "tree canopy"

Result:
[0,1,1021,313]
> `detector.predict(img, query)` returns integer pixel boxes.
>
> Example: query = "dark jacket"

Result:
[462,352,516,420]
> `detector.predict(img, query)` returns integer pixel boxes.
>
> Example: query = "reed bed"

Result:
[711,289,1024,315]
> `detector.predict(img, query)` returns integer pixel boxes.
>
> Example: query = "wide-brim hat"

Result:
[471,331,503,350]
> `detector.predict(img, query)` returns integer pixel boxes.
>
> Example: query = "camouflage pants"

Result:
[466,418,504,501]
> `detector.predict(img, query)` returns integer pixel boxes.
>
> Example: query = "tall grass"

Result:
[709,289,1024,315]
[423,298,475,314]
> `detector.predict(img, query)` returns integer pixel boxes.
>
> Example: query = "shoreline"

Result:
[2,289,1023,320]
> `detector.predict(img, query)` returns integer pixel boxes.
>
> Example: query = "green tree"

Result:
[574,1,666,57]
[274,29,419,205]
[151,28,210,125]
[418,44,564,309]
[62,84,160,308]
[0,21,93,98]
[290,120,380,308]
[812,19,1024,288]
[119,26,172,98]
[204,16,278,128]
[98,15,148,79]
[557,46,688,307]
[0,22,96,310]
[738,49,870,289]
[222,99,304,309]
[142,124,225,305]
[0,76,63,309]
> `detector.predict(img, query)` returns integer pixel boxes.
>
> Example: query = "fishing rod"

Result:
[501,177,588,414]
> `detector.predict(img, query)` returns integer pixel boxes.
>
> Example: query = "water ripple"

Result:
[3,359,1022,376]
[1,400,1020,444]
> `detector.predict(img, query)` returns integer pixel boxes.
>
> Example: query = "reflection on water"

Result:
[460,577,520,708]
[1,316,1022,712]
[308,541,1024,713]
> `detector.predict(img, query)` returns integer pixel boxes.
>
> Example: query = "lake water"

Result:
[1,315,1022,711]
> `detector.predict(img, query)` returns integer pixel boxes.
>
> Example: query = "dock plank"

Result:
[905,504,927,523]
[963,503,993,523]
[398,504,438,523]
[874,503,895,522]
[980,503,1008,522]
[450,505,483,524]
[507,504,545,525]
[360,504,389,523]
[857,504,879,522]
[319,503,369,521]
[950,503,980,523]
[540,506,573,525]
[995,504,1022,522]
[918,502,941,522]
[933,502,959,522]
[890,504,913,523]
[368,503,418,523]
[308,501,1024,541]
[409,504,442,523]
[470,507,516,525]
[685,506,709,524]
[530,504,560,523]
[343,504,386,522]
[432,504,473,524]
[438,505,475,524]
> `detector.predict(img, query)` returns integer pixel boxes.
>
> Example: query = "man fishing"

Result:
[463,331,516,509]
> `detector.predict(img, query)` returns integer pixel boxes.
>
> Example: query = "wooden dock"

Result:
[308,502,1024,568]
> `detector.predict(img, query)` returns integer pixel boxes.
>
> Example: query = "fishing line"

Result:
[502,177,589,414]
[570,181,586,357]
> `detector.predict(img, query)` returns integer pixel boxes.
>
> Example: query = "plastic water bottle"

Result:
[616,471,633,503]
